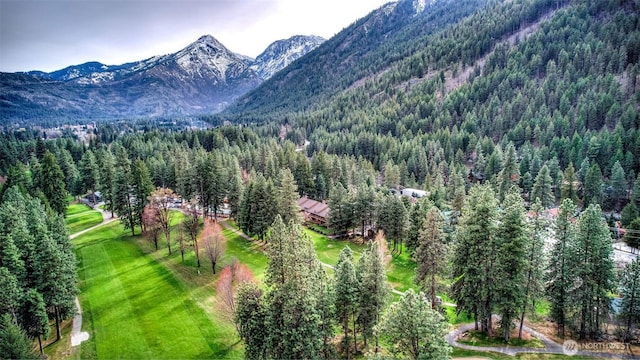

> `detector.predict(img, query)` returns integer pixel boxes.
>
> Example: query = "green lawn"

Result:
[222,229,268,280]
[451,348,583,359]
[66,203,93,216]
[73,220,242,359]
[305,228,366,266]
[65,204,104,234]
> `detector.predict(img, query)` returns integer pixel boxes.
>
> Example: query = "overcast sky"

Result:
[0,0,392,73]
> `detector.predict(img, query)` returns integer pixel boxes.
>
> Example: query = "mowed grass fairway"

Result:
[65,203,104,234]
[73,221,242,359]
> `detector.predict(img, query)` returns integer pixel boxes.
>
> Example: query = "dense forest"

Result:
[2,0,640,358]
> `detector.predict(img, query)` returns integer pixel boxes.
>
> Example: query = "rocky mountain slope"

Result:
[1,34,323,123]
[250,35,325,80]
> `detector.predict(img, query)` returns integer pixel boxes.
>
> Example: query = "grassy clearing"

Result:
[451,348,582,359]
[73,220,242,359]
[305,228,366,265]
[457,330,545,349]
[65,203,93,216]
[66,210,103,234]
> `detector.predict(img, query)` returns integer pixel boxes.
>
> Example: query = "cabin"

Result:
[297,196,330,226]
[400,188,428,198]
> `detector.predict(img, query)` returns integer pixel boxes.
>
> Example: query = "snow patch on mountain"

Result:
[250,35,325,80]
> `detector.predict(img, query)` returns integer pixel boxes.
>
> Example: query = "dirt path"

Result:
[69,204,117,347]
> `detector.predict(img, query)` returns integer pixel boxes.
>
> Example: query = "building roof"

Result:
[297,197,330,219]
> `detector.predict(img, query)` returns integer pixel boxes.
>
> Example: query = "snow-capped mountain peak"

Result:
[250,35,325,80]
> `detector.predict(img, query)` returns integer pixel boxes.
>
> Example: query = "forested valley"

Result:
[2,0,640,359]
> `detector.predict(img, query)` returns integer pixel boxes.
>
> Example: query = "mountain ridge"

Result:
[2,34,324,123]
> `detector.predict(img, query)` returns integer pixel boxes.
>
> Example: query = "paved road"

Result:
[446,316,637,359]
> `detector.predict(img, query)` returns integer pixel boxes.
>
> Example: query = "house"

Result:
[297,196,330,226]
[86,191,102,203]
[400,188,428,198]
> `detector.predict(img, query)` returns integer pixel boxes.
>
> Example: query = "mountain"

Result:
[25,61,136,82]
[250,35,325,80]
[1,33,322,123]
[226,0,486,115]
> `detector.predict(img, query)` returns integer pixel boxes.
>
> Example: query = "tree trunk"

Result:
[353,316,357,354]
[37,335,43,355]
[504,320,510,343]
[431,268,436,309]
[344,316,350,360]
[55,306,61,341]
[195,240,200,268]
[519,272,532,339]
[181,249,184,263]
[212,261,216,274]
[165,230,172,255]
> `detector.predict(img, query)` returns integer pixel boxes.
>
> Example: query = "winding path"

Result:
[69,203,117,347]
[446,316,637,359]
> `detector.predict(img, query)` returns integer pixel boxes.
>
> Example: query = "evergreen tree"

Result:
[376,289,451,360]
[0,268,21,321]
[328,182,352,236]
[79,150,100,205]
[131,159,154,232]
[112,146,136,235]
[570,204,615,339]
[498,143,519,202]
[495,190,528,342]
[624,218,640,250]
[620,202,638,228]
[352,185,376,240]
[263,216,324,358]
[609,160,627,211]
[235,282,267,360]
[252,175,277,241]
[356,238,390,353]
[619,259,640,342]
[335,247,359,359]
[583,163,603,207]
[20,289,49,355]
[57,149,80,198]
[226,162,244,218]
[238,180,255,238]
[293,154,315,197]
[377,194,408,253]
[414,207,446,309]
[531,164,554,208]
[0,313,37,360]
[47,214,78,331]
[276,169,301,225]
[451,169,467,214]
[518,200,545,339]
[632,173,640,208]
[35,151,67,214]
[406,198,432,254]
[98,149,116,216]
[546,198,576,338]
[452,184,499,335]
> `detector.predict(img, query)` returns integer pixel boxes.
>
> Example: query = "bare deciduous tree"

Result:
[184,198,201,268]
[200,219,226,274]
[148,187,175,255]
[142,205,161,250]
[215,259,256,328]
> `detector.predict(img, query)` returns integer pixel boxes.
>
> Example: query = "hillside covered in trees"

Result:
[2,0,640,358]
